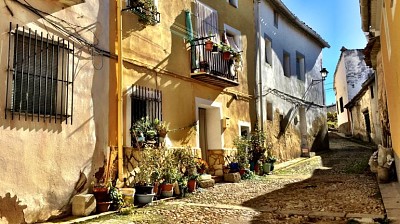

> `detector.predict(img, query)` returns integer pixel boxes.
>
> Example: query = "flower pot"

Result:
[178,185,187,198]
[161,190,174,197]
[135,185,154,194]
[96,201,112,213]
[239,169,246,176]
[263,163,271,174]
[120,188,135,205]
[161,183,174,192]
[205,40,213,51]
[135,194,155,205]
[223,51,231,60]
[93,187,109,202]
[153,182,160,196]
[187,179,197,193]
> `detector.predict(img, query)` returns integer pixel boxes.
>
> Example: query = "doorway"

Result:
[199,108,208,160]
[363,110,371,142]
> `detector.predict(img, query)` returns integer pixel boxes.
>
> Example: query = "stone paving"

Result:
[80,133,386,224]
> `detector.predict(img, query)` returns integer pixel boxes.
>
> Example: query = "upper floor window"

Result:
[264,34,272,65]
[6,24,74,124]
[229,0,238,8]
[296,52,305,81]
[274,10,279,28]
[283,51,291,77]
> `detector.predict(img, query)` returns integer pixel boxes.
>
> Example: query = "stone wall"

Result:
[207,149,236,177]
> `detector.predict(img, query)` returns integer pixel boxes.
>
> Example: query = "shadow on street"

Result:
[242,132,383,223]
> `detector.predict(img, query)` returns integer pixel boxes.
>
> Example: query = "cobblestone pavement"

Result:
[82,133,385,224]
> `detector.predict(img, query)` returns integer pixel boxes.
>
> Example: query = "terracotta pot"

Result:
[187,179,197,193]
[96,201,111,213]
[93,187,109,202]
[223,51,231,60]
[161,183,174,192]
[239,169,246,175]
[205,40,213,51]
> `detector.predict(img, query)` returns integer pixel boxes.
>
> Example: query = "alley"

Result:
[81,133,385,224]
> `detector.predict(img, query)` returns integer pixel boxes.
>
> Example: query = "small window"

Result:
[283,51,291,77]
[130,85,162,124]
[266,101,273,121]
[6,25,74,124]
[229,0,238,8]
[370,85,374,99]
[339,97,344,113]
[274,10,279,28]
[264,34,272,65]
[296,52,305,81]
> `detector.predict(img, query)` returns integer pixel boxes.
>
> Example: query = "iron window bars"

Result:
[5,23,74,124]
[130,85,162,124]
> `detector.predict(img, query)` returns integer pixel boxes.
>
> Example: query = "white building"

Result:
[333,47,374,135]
[255,0,330,160]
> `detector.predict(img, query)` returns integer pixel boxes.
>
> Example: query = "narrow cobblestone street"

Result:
[82,133,385,224]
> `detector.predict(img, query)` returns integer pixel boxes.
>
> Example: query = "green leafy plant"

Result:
[233,136,250,169]
[109,186,124,210]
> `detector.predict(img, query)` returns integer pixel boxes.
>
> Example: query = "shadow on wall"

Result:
[0,193,27,224]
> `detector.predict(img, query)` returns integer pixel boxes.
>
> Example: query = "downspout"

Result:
[117,0,124,181]
[257,0,264,131]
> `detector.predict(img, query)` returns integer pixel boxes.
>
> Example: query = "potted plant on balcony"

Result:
[221,44,233,60]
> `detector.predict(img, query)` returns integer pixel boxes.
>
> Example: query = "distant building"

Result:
[333,47,374,135]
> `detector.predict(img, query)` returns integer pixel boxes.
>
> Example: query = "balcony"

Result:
[190,38,239,88]
[124,0,161,25]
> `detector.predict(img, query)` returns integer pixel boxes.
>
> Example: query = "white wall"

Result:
[258,0,326,141]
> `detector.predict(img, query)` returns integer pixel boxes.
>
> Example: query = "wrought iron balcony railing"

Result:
[124,0,160,25]
[190,37,239,88]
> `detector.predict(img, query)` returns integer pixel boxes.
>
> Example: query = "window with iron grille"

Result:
[6,24,74,124]
[130,85,162,124]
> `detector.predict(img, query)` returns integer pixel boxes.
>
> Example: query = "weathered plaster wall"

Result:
[258,0,328,161]
[119,0,255,160]
[335,56,349,131]
[0,0,110,223]
[349,81,380,144]
[381,0,400,181]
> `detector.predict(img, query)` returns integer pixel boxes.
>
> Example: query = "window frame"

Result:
[296,51,305,81]
[274,10,279,28]
[266,101,273,121]
[6,25,74,124]
[283,50,291,77]
[339,97,344,113]
[264,34,272,65]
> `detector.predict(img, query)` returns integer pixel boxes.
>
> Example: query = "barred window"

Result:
[130,85,162,123]
[6,24,74,124]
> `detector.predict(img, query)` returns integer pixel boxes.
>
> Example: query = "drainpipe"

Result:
[256,0,264,131]
[117,0,124,182]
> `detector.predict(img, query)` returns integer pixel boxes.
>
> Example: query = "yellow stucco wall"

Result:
[381,0,400,156]
[116,0,255,151]
[0,1,110,223]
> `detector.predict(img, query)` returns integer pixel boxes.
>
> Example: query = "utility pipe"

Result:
[116,0,123,181]
[257,0,264,131]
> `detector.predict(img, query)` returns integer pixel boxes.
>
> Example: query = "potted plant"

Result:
[109,186,124,210]
[221,44,233,60]
[177,176,188,198]
[205,39,214,51]
[187,174,198,193]
[195,158,209,174]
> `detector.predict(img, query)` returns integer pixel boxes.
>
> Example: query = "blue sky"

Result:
[281,0,367,105]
